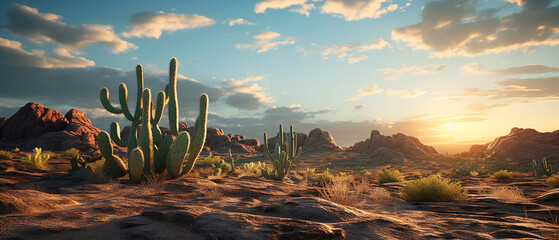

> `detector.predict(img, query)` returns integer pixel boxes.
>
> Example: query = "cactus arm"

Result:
[154,135,173,173]
[167,132,190,178]
[127,120,139,154]
[118,83,135,121]
[278,124,284,151]
[109,122,127,147]
[183,94,208,174]
[168,58,179,136]
[97,131,127,178]
[134,65,144,122]
[152,125,163,147]
[153,91,166,125]
[140,89,154,175]
[263,132,274,160]
[100,88,123,114]
[128,147,144,182]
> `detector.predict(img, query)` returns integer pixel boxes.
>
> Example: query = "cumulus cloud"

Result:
[235,31,296,53]
[255,0,309,14]
[345,84,383,101]
[379,64,445,80]
[226,18,256,26]
[122,11,214,39]
[321,0,398,21]
[224,92,272,110]
[217,75,272,111]
[0,37,95,68]
[4,4,136,53]
[461,63,559,75]
[314,39,389,63]
[289,3,316,16]
[392,0,559,57]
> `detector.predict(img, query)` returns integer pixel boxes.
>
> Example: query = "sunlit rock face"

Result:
[0,103,100,152]
[353,130,438,162]
[470,127,559,160]
[262,128,343,153]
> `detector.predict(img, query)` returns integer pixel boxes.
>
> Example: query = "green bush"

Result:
[61,148,80,158]
[12,147,20,153]
[0,150,13,159]
[21,148,50,170]
[213,160,232,176]
[241,161,264,175]
[402,175,468,202]
[377,167,404,183]
[547,174,559,188]
[199,154,221,167]
[315,170,334,186]
[494,170,513,180]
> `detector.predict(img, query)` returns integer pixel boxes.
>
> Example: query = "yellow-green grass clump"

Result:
[402,175,468,202]
[199,154,222,167]
[494,170,513,180]
[21,148,50,170]
[547,174,559,188]
[61,148,80,158]
[0,150,13,159]
[377,167,404,183]
[315,170,334,186]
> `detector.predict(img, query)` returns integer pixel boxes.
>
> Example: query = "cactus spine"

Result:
[97,58,208,182]
[261,124,302,180]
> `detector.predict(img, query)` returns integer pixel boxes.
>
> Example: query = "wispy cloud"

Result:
[469,102,511,111]
[313,39,389,63]
[225,18,256,26]
[379,64,445,80]
[4,4,136,53]
[461,63,559,75]
[386,88,427,98]
[321,0,398,21]
[235,31,296,53]
[122,11,214,39]
[392,0,559,57]
[0,37,95,68]
[345,84,383,101]
[452,77,559,102]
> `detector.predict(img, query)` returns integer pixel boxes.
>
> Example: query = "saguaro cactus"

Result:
[96,58,208,182]
[261,124,302,180]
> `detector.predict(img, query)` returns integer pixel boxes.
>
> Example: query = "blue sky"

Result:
[1,0,558,153]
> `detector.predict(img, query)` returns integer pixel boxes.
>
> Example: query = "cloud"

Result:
[314,39,389,63]
[392,0,559,57]
[386,88,427,98]
[461,63,559,75]
[379,64,445,80]
[122,11,214,39]
[321,0,398,21]
[218,75,272,110]
[0,37,95,68]
[255,0,309,14]
[224,92,272,110]
[235,31,296,53]
[345,84,383,101]
[354,104,365,110]
[469,102,511,111]
[453,76,559,102]
[221,76,264,86]
[226,18,256,26]
[4,4,136,53]
[289,3,316,16]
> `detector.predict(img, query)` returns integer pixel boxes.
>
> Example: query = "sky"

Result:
[0,0,558,153]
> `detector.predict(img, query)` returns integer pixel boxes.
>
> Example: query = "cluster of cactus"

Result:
[213,159,232,176]
[224,149,236,172]
[96,58,208,182]
[532,157,556,176]
[261,124,302,180]
[21,147,50,169]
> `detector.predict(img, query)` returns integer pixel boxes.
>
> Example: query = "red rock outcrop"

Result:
[263,128,342,153]
[353,130,438,161]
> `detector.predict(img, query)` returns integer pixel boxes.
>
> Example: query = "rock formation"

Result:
[469,127,559,160]
[0,103,100,153]
[263,128,343,153]
[353,130,438,162]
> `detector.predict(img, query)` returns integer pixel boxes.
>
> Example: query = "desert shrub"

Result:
[240,161,264,175]
[12,147,20,153]
[402,175,468,202]
[21,147,50,170]
[547,174,559,188]
[494,170,513,180]
[319,176,368,206]
[315,170,334,186]
[142,173,167,195]
[453,162,489,176]
[532,158,556,176]
[61,148,80,158]
[469,171,479,177]
[377,167,404,183]
[199,154,221,167]
[370,187,391,203]
[301,168,317,178]
[0,150,13,159]
[213,159,232,176]
[485,186,524,202]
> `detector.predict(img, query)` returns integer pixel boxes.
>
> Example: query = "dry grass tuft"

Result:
[61,148,80,158]
[494,170,513,180]
[377,167,404,183]
[485,186,525,202]
[370,187,391,203]
[319,175,370,207]
[546,174,559,188]
[142,173,167,195]
[0,150,13,160]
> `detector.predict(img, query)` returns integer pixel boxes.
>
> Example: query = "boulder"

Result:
[353,130,437,159]
[471,127,559,160]
[302,128,343,152]
[1,103,68,142]
[370,147,406,164]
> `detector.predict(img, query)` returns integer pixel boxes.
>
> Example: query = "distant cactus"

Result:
[97,58,208,182]
[532,158,556,176]
[21,147,50,169]
[224,149,236,171]
[261,124,302,180]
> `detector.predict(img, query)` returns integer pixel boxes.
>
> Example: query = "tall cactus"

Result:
[96,58,208,182]
[261,124,302,180]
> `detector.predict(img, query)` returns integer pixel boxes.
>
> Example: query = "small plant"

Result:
[494,170,513,180]
[377,166,404,183]
[370,187,391,203]
[546,174,559,188]
[21,147,50,170]
[199,154,222,167]
[261,124,301,180]
[302,168,317,178]
[61,148,80,158]
[402,175,468,202]
[315,170,334,186]
[319,176,368,206]
[224,149,236,172]
[142,173,167,195]
[452,162,489,176]
[213,159,232,176]
[485,186,525,202]
[532,158,556,176]
[0,150,13,159]
[241,161,264,175]
[70,155,87,171]
[469,171,479,177]
[12,147,20,152]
